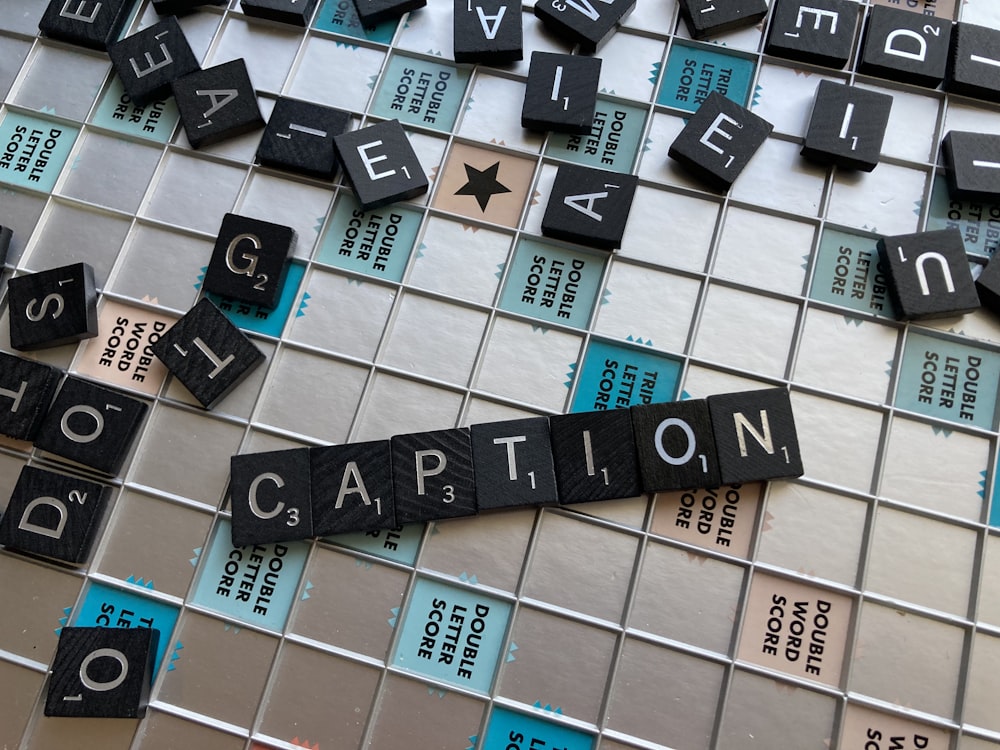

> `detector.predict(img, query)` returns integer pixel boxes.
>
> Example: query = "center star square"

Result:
[454,161,511,212]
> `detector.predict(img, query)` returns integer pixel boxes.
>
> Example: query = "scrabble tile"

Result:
[0,465,109,565]
[0,352,61,441]
[877,228,980,320]
[942,131,1000,202]
[858,6,950,89]
[44,627,158,718]
[764,0,860,70]
[976,255,1000,316]
[311,440,395,535]
[0,225,11,267]
[678,0,768,40]
[801,80,892,173]
[240,0,321,26]
[256,98,351,180]
[34,376,149,475]
[152,0,227,13]
[230,448,312,547]
[470,417,558,511]
[7,262,99,352]
[38,0,131,51]
[707,387,804,485]
[150,298,266,409]
[352,0,426,26]
[533,0,636,54]
[945,22,1000,104]
[108,18,200,107]
[521,52,600,135]
[203,213,296,310]
[172,59,264,149]
[631,399,721,492]
[334,119,429,211]
[453,0,522,65]
[667,91,773,193]
[549,408,642,504]
[391,428,477,524]
[541,164,638,250]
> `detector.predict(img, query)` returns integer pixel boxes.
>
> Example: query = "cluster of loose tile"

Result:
[228,386,804,547]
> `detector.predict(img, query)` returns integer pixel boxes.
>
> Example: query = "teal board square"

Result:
[313,0,398,43]
[482,707,593,750]
[657,42,756,112]
[811,228,897,318]
[990,453,1000,529]
[317,194,422,281]
[926,175,1000,260]
[371,55,470,132]
[326,524,423,565]
[0,112,79,192]
[570,339,681,412]
[545,97,646,173]
[91,77,179,144]
[207,261,306,338]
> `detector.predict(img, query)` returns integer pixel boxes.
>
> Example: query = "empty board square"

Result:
[858,5,950,88]
[522,52,600,135]
[549,408,642,504]
[667,91,773,192]
[801,80,892,172]
[241,0,321,25]
[108,17,200,107]
[764,0,860,70]
[352,0,425,26]
[541,164,638,250]
[38,0,131,51]
[172,59,264,149]
[311,441,395,534]
[946,22,1000,103]
[0,465,109,565]
[470,417,558,510]
[256,98,350,180]
[978,255,1000,315]
[942,131,1000,202]
[453,0,522,64]
[533,0,636,54]
[707,388,804,485]
[151,298,265,409]
[632,399,721,491]
[203,213,296,310]
[44,627,158,718]
[230,448,313,547]
[334,119,429,211]
[391,428,477,524]
[877,228,980,319]
[7,262,98,351]
[0,352,60,441]
[34,376,149,475]
[679,0,768,40]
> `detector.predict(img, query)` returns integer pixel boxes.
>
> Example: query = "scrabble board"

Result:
[2,0,1000,748]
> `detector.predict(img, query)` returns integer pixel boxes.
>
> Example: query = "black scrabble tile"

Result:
[44,627,158,718]
[764,0,860,70]
[351,0,426,26]
[241,0,320,25]
[533,0,636,54]
[942,131,1000,202]
[391,428,477,524]
[667,91,773,192]
[34,377,148,475]
[150,298,266,409]
[521,52,600,135]
[172,59,264,149]
[801,80,892,173]
[454,0,522,64]
[549,408,642,504]
[541,163,638,250]
[470,417,558,511]
[38,0,131,51]
[0,225,11,267]
[152,0,227,14]
[230,448,312,547]
[631,399,721,492]
[679,0,768,40]
[976,255,1000,316]
[0,352,61,441]
[0,466,109,565]
[877,228,980,320]
[311,440,395,535]
[334,119,429,211]
[858,6,950,89]
[946,22,1000,104]
[256,97,351,180]
[108,18,200,107]
[203,213,296,310]
[7,262,99,352]
[707,387,803,485]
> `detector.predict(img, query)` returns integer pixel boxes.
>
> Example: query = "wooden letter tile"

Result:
[311,441,396,535]
[549,408,642,504]
[7,262,98,352]
[470,417,558,510]
[391,428,477,524]
[230,448,313,547]
[631,399,721,492]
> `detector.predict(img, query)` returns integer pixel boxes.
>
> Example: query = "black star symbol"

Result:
[454,161,511,212]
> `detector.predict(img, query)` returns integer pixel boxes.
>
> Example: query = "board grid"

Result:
[1,0,1000,748]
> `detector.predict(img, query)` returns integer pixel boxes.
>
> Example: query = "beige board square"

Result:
[433,143,537,228]
[738,572,853,687]
[841,704,951,749]
[651,483,763,558]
